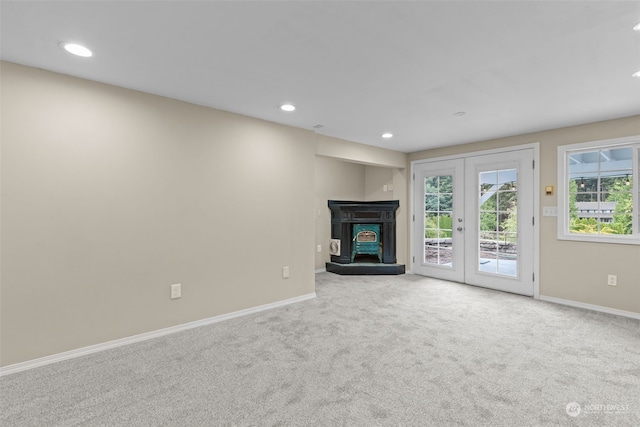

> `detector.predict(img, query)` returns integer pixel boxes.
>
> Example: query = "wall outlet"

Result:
[607,275,617,286]
[317,244,322,253]
[282,266,290,279]
[171,283,182,299]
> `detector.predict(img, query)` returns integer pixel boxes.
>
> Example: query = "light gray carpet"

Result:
[1,273,639,426]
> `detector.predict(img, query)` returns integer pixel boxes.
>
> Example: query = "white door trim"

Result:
[410,142,540,299]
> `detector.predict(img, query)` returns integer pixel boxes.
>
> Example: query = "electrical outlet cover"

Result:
[171,283,181,299]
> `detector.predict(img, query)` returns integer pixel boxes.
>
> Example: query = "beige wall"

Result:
[409,115,640,314]
[1,62,319,366]
[316,134,406,169]
[0,61,410,367]
[314,157,365,269]
[364,166,393,201]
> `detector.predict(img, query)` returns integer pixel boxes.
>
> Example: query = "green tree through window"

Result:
[559,138,639,244]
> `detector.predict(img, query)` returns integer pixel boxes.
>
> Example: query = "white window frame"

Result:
[557,135,640,245]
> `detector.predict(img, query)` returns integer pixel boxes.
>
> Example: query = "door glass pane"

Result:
[478,168,518,277]
[424,175,453,267]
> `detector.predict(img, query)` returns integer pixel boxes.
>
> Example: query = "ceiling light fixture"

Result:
[280,104,296,112]
[454,111,466,116]
[634,22,640,31]
[633,71,640,78]
[381,133,393,139]
[60,42,93,57]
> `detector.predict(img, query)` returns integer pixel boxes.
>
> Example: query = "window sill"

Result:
[557,233,640,246]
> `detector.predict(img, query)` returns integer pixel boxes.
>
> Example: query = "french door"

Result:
[413,149,535,296]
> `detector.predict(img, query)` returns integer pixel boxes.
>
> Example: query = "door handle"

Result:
[457,226,464,231]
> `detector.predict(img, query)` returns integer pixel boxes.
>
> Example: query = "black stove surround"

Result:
[326,200,405,275]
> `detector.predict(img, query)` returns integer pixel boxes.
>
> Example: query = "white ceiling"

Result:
[1,1,639,153]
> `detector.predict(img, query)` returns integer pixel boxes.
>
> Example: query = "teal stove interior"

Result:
[351,224,382,262]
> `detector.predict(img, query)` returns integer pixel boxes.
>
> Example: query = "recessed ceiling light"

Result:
[633,71,640,78]
[382,133,393,139]
[280,104,296,112]
[634,22,640,31]
[60,42,93,57]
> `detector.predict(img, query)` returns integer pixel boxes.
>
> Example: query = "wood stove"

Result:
[351,224,381,262]
[326,200,405,275]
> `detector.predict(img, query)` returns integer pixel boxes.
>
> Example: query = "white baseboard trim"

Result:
[539,295,640,320]
[315,268,326,274]
[0,292,317,377]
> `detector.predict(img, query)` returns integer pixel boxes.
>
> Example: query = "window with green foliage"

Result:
[558,136,639,244]
[424,175,453,265]
[424,175,453,239]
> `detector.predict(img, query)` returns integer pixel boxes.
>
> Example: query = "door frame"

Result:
[410,142,540,299]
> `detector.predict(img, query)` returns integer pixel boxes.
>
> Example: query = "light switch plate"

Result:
[542,206,558,217]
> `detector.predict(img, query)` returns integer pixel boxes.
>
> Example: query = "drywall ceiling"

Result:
[1,1,639,153]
